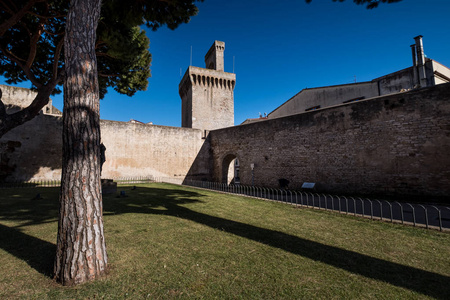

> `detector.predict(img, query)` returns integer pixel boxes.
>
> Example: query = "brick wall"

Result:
[209,83,450,197]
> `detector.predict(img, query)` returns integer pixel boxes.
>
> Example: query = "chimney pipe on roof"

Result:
[410,44,419,87]
[414,35,427,87]
[410,44,417,66]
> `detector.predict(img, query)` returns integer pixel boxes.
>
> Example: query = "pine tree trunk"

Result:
[54,0,107,286]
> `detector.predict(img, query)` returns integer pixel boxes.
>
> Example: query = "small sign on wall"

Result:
[302,182,315,189]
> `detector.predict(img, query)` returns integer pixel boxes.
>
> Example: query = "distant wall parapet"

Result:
[0,84,61,115]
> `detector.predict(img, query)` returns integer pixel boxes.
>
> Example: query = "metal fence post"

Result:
[418,204,428,229]
[316,193,321,209]
[351,197,356,216]
[375,199,382,220]
[343,196,348,214]
[394,202,404,224]
[404,203,415,226]
[358,198,364,217]
[434,206,442,231]
[385,201,393,223]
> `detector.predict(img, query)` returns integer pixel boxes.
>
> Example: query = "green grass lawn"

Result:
[0,183,449,299]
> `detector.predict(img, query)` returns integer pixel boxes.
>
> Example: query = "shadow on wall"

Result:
[0,140,21,181]
[0,185,448,298]
[183,134,213,183]
[0,114,63,182]
[0,103,102,182]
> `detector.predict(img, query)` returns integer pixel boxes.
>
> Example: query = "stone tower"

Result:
[179,41,236,133]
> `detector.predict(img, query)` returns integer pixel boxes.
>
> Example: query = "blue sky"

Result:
[2,0,450,126]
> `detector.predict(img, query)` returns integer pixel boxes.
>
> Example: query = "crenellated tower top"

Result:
[205,41,225,72]
[179,41,235,133]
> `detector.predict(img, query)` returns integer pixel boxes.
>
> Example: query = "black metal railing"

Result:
[2,177,448,231]
[111,176,155,184]
[0,180,61,188]
[0,176,155,189]
[181,179,450,231]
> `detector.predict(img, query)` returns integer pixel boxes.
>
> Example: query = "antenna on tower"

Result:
[233,56,235,73]
[190,46,193,66]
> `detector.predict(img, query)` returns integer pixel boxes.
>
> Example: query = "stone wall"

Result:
[0,84,60,114]
[209,83,450,198]
[100,120,210,180]
[2,83,449,199]
[0,114,63,181]
[0,116,210,182]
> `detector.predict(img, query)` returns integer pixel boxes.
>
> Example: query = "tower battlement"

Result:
[179,66,236,96]
[179,41,236,133]
[205,40,225,71]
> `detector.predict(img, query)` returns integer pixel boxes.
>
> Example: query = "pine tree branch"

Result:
[98,72,118,77]
[96,52,119,59]
[27,10,67,19]
[0,0,45,36]
[25,3,48,69]
[1,0,18,16]
[25,23,45,69]
[0,45,43,89]
[42,28,65,36]
[52,37,64,81]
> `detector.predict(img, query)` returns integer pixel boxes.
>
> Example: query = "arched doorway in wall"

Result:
[221,154,240,185]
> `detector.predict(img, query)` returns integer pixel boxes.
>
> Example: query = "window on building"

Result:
[305,105,321,112]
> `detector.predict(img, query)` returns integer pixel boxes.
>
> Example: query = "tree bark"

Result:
[54,0,107,286]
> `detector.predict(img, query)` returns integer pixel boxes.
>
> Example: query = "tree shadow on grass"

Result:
[0,188,60,278]
[0,223,55,277]
[0,184,449,298]
[174,206,450,299]
[0,187,60,227]
[105,185,450,299]
[0,185,204,279]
